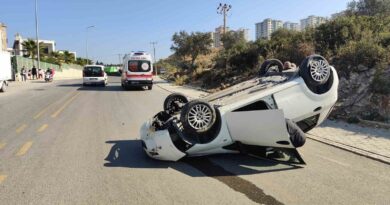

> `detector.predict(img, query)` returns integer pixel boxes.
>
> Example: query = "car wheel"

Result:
[180,100,216,136]
[164,93,189,114]
[0,82,7,92]
[299,55,331,86]
[148,85,152,90]
[259,59,283,76]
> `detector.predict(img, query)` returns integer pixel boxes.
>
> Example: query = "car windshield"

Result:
[84,67,102,77]
[128,60,151,72]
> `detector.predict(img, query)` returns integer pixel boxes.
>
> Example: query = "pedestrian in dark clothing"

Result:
[32,66,37,80]
[28,69,32,80]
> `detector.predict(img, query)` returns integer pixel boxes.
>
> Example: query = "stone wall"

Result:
[331,66,390,123]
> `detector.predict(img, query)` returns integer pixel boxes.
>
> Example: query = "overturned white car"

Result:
[140,55,339,164]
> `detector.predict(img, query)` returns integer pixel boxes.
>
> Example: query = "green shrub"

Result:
[335,40,388,73]
[174,75,188,86]
[371,69,390,94]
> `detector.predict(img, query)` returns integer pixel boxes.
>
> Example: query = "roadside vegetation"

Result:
[21,39,92,66]
[157,0,390,123]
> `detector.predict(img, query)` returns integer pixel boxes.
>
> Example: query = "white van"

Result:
[0,51,12,92]
[83,65,108,86]
[121,52,153,90]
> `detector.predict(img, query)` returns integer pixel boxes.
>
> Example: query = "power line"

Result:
[217,3,232,34]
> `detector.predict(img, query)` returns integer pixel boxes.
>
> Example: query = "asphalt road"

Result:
[0,76,389,205]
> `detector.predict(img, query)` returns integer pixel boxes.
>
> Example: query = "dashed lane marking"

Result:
[33,90,78,119]
[0,175,7,184]
[16,124,28,134]
[37,124,48,133]
[0,142,6,150]
[33,108,49,119]
[51,92,80,118]
[16,141,33,156]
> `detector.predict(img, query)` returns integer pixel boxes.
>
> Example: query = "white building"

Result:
[12,33,56,56]
[300,15,327,30]
[237,28,250,42]
[213,26,229,48]
[255,18,283,40]
[211,26,250,48]
[0,23,7,52]
[58,50,77,60]
[283,22,300,31]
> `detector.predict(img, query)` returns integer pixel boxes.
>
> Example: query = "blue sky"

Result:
[1,0,350,64]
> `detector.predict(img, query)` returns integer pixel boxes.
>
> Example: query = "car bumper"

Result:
[140,120,186,161]
[83,77,106,84]
[124,80,153,87]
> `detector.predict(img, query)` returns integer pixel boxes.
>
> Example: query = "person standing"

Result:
[32,66,37,80]
[38,68,43,79]
[21,67,27,82]
[28,69,32,80]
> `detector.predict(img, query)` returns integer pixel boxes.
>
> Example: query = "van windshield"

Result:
[84,66,103,77]
[128,60,151,72]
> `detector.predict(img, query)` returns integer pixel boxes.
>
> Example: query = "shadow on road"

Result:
[104,140,302,177]
[56,83,147,92]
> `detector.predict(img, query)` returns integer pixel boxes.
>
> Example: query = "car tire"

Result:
[164,93,189,114]
[180,100,216,136]
[286,119,306,148]
[0,82,7,92]
[148,85,152,90]
[299,55,331,86]
[259,59,283,76]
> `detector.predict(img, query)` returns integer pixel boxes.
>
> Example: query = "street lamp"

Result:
[86,25,95,64]
[35,0,40,70]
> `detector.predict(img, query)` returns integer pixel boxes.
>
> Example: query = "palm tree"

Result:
[22,39,45,65]
[22,39,36,58]
[63,51,75,64]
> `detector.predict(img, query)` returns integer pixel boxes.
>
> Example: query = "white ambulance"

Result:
[121,52,153,90]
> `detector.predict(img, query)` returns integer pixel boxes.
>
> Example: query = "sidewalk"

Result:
[154,76,390,164]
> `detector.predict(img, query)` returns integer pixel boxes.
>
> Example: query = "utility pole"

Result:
[217,3,232,34]
[86,25,95,64]
[150,42,157,76]
[117,54,122,65]
[35,0,40,70]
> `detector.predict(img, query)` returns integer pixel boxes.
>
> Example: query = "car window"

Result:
[128,60,151,72]
[84,67,103,77]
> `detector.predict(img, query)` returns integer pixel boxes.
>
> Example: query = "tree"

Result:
[21,39,45,66]
[171,31,213,70]
[348,0,390,16]
[221,30,247,51]
[63,51,75,64]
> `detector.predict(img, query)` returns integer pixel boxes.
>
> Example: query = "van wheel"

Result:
[299,55,331,86]
[164,93,188,114]
[259,59,283,76]
[180,100,216,136]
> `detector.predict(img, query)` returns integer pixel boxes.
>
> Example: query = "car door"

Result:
[225,109,294,148]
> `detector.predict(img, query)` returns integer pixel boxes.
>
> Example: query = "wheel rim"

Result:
[268,65,279,72]
[167,97,186,111]
[309,59,329,82]
[187,104,212,130]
